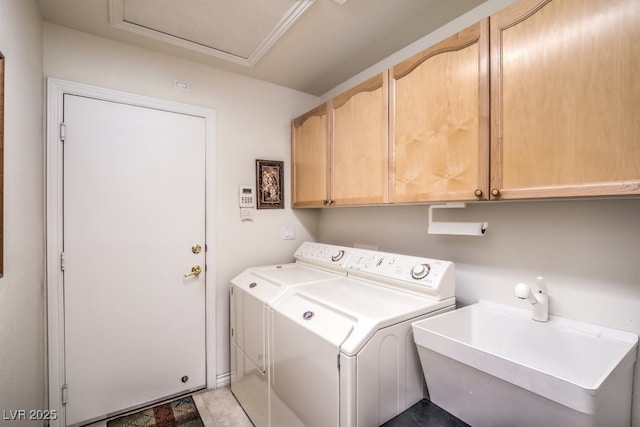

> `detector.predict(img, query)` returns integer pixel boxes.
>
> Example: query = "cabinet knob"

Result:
[491,188,501,197]
[474,189,483,197]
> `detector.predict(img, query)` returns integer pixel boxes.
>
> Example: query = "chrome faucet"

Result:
[514,276,549,322]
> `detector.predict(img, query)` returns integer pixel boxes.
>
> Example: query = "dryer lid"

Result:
[252,263,340,286]
[231,270,282,302]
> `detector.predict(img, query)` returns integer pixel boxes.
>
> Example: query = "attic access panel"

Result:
[109,0,314,66]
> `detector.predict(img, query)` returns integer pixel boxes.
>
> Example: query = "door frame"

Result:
[45,78,217,427]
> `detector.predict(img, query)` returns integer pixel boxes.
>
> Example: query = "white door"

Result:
[62,94,207,425]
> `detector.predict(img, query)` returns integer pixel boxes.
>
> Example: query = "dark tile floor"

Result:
[381,399,470,427]
[88,390,468,427]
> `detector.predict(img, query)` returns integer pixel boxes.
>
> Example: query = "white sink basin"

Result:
[412,300,638,427]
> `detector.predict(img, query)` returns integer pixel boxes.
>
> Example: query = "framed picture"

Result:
[256,159,284,209]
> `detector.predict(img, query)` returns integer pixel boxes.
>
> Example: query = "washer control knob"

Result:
[411,264,430,280]
[331,250,345,262]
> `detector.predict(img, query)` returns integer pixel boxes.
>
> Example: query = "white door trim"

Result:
[45,78,217,427]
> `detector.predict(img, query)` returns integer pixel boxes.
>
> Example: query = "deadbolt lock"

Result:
[192,244,202,254]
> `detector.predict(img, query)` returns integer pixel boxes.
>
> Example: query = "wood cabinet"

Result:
[291,103,329,207]
[390,20,489,203]
[292,0,640,207]
[292,74,388,207]
[490,0,640,199]
[330,73,389,205]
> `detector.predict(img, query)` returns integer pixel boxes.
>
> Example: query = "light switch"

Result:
[281,226,296,240]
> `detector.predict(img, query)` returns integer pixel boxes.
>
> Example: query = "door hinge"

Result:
[337,354,340,369]
[59,123,66,142]
[61,384,68,405]
[231,327,234,337]
[60,252,65,271]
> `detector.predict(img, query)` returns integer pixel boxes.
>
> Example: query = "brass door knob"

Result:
[184,265,202,277]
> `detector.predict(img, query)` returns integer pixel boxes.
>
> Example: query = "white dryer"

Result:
[268,249,455,427]
[230,242,357,427]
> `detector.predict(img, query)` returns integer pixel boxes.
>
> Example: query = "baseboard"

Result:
[216,372,231,388]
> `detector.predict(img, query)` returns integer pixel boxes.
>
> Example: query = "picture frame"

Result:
[256,159,284,209]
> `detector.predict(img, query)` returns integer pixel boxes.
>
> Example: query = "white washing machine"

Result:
[230,242,358,427]
[268,249,455,427]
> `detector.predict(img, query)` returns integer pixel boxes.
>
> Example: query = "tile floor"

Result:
[193,387,253,427]
[86,387,252,427]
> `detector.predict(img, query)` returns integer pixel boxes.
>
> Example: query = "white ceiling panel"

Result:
[111,0,314,65]
[37,0,492,95]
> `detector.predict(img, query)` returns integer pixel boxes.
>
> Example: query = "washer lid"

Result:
[271,277,454,356]
[274,292,355,346]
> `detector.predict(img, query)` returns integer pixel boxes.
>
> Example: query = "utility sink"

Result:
[412,300,638,427]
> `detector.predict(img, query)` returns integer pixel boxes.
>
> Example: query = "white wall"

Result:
[43,23,320,382]
[0,0,44,424]
[317,198,640,425]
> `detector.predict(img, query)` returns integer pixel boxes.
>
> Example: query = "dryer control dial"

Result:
[331,250,345,262]
[411,263,431,280]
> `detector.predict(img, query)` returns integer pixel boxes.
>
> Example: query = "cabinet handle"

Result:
[491,188,501,197]
[474,189,483,197]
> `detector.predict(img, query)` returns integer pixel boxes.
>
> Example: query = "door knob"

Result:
[184,265,202,277]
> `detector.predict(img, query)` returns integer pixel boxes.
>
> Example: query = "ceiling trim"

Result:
[108,0,315,67]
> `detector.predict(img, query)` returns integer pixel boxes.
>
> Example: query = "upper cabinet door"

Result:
[330,73,389,206]
[490,0,640,199]
[291,103,329,207]
[390,21,490,203]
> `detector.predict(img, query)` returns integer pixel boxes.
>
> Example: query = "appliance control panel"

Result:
[345,250,455,300]
[294,242,358,272]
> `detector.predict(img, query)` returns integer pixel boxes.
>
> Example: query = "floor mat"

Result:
[106,396,204,427]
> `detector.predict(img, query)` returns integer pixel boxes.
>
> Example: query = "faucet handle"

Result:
[514,282,532,299]
[514,277,549,322]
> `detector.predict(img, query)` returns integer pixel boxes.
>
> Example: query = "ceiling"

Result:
[37,0,486,96]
